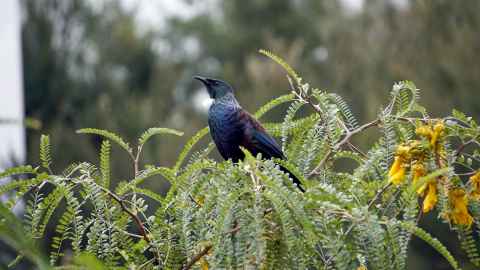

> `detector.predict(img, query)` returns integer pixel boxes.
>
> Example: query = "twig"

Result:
[138,258,156,270]
[225,225,241,235]
[182,245,213,270]
[100,186,151,244]
[347,141,368,159]
[308,119,380,177]
[455,135,479,158]
[346,183,392,234]
[325,182,392,266]
[101,187,161,265]
[367,183,392,210]
[182,225,241,270]
[288,77,338,151]
[115,226,144,239]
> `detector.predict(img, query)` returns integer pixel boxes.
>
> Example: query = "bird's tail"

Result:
[278,165,305,192]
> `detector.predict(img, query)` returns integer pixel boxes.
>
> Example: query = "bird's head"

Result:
[194,76,234,100]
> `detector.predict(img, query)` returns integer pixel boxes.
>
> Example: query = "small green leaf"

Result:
[259,49,301,83]
[401,222,461,270]
[138,127,183,146]
[174,127,210,173]
[0,165,35,180]
[40,135,52,171]
[77,128,133,154]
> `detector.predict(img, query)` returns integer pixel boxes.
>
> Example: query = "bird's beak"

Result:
[194,75,209,86]
[194,75,215,99]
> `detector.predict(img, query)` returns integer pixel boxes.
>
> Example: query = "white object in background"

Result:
[0,0,24,167]
[0,0,25,212]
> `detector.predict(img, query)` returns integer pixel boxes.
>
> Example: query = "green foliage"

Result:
[0,165,36,180]
[174,127,210,174]
[259,49,301,83]
[40,135,52,172]
[138,127,184,147]
[458,228,480,267]
[0,203,51,269]
[77,128,133,155]
[254,93,294,119]
[401,222,461,270]
[2,52,480,269]
[99,140,111,189]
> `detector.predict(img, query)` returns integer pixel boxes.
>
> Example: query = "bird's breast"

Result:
[208,104,245,160]
[209,104,243,138]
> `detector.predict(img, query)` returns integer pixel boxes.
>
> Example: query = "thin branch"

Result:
[325,182,392,266]
[225,225,241,235]
[101,186,161,265]
[182,224,241,270]
[100,186,151,244]
[455,135,479,158]
[115,226,144,239]
[347,141,368,159]
[182,244,213,270]
[138,258,156,270]
[309,119,380,177]
[288,76,338,148]
[346,183,392,234]
[367,183,392,210]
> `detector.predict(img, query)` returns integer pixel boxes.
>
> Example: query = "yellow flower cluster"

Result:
[415,122,446,213]
[415,121,445,150]
[411,163,427,193]
[388,121,447,213]
[388,156,406,185]
[388,140,435,213]
[388,141,423,185]
[422,183,437,213]
[388,120,477,227]
[470,171,480,199]
[447,189,473,227]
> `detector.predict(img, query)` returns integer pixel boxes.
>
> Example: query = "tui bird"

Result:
[194,76,304,192]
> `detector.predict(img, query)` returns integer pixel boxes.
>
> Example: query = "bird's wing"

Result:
[239,110,285,159]
[250,129,285,159]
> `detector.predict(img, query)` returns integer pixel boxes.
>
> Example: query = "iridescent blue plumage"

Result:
[194,76,304,192]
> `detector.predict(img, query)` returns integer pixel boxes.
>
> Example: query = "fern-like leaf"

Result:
[259,49,301,83]
[401,222,461,270]
[254,93,294,119]
[77,128,133,155]
[174,127,210,173]
[0,165,36,180]
[138,127,183,147]
[99,140,111,188]
[40,135,52,171]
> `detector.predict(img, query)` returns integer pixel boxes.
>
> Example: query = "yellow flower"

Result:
[389,156,406,185]
[430,121,445,147]
[416,121,445,149]
[396,144,411,157]
[416,125,433,139]
[388,156,402,177]
[412,163,427,195]
[200,257,209,270]
[470,171,480,199]
[357,266,367,270]
[448,189,473,227]
[422,182,437,213]
[196,195,205,206]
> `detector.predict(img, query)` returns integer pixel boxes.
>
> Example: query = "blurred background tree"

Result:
[18,0,480,269]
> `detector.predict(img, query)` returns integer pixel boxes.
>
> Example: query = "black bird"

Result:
[194,76,304,192]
